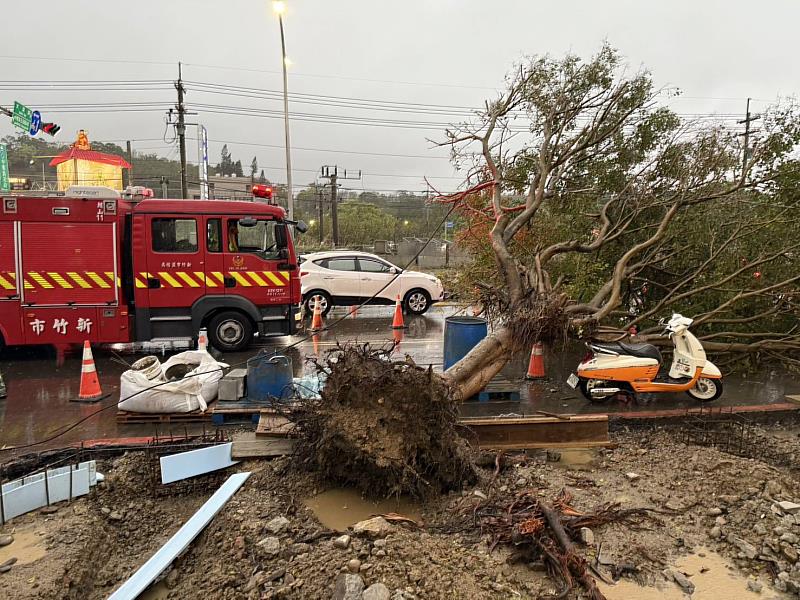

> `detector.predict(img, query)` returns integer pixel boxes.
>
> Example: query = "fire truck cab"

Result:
[0,192,302,352]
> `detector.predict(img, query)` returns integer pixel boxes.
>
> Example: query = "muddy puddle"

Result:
[553,448,596,470]
[0,525,47,566]
[304,488,422,531]
[598,547,778,599]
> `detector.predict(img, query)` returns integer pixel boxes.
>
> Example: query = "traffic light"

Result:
[41,122,60,137]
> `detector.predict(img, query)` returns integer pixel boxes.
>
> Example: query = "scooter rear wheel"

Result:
[580,379,609,403]
[686,377,723,402]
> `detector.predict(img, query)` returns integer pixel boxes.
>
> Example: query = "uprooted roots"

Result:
[287,343,476,498]
[472,488,652,600]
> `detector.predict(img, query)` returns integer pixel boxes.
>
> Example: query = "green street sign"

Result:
[12,101,33,131]
[0,144,9,192]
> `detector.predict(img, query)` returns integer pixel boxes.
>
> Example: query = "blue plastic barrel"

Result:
[443,316,488,370]
[246,352,293,403]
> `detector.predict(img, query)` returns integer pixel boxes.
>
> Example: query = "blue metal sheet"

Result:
[108,472,251,600]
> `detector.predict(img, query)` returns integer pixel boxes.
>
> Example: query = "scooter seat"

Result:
[593,341,662,363]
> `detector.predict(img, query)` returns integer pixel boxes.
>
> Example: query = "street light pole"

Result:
[273,1,293,220]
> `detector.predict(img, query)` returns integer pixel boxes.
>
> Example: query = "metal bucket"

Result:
[443,316,488,370]
[246,352,293,403]
[131,356,163,381]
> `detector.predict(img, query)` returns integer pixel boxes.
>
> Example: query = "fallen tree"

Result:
[287,344,475,498]
[436,44,800,398]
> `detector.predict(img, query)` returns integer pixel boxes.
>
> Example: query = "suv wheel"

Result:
[304,291,333,317]
[208,311,253,353]
[404,289,431,315]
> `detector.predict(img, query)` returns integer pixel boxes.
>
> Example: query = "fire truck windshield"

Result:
[229,218,280,258]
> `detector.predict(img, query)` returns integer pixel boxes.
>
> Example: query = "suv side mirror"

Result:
[389,267,399,274]
[295,220,308,234]
[275,223,288,249]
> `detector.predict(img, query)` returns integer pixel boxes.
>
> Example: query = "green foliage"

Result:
[447,44,800,367]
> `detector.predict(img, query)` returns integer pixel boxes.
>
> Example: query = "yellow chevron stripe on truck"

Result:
[0,271,290,290]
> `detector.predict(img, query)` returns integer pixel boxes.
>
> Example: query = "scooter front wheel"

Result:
[686,377,723,402]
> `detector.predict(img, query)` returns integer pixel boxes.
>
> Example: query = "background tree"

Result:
[250,156,258,180]
[234,159,244,177]
[219,144,233,176]
[436,45,800,398]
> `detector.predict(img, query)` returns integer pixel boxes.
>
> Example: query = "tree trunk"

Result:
[442,326,520,400]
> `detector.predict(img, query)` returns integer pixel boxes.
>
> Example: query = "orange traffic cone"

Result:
[310,298,324,331]
[312,333,320,356]
[78,341,103,400]
[392,327,404,348]
[197,327,208,352]
[391,295,405,329]
[525,342,545,379]
[350,305,358,319]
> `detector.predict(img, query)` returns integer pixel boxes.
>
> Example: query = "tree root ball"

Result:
[290,344,476,498]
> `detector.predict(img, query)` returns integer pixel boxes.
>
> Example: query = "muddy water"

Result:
[598,547,777,599]
[554,448,596,470]
[0,525,47,565]
[304,488,422,531]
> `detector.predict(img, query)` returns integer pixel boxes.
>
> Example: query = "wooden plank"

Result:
[459,415,609,450]
[480,440,613,451]
[786,395,800,405]
[611,402,800,420]
[255,415,294,437]
[231,439,294,459]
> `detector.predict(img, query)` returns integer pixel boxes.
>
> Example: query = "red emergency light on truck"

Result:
[0,192,303,352]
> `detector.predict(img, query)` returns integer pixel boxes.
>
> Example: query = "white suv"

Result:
[299,251,445,316]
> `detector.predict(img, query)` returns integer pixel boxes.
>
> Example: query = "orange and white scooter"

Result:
[568,313,723,403]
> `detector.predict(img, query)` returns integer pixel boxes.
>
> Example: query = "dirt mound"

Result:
[288,344,475,498]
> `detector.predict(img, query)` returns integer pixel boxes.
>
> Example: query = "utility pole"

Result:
[276,10,293,220]
[316,185,324,245]
[319,166,361,248]
[738,97,760,177]
[126,140,134,187]
[175,62,188,199]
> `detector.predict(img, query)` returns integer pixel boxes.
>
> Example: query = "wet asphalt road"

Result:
[0,303,798,453]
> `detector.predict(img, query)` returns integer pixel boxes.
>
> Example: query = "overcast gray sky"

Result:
[1,0,797,194]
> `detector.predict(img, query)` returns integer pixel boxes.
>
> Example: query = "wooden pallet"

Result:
[212,400,298,425]
[115,409,213,424]
[468,375,521,402]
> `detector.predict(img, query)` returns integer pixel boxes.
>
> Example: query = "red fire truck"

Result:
[0,190,304,352]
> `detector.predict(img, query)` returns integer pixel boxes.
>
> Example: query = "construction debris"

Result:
[465,488,652,600]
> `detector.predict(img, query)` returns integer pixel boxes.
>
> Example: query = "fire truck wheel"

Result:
[207,311,253,353]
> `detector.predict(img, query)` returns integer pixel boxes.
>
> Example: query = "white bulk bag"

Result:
[118,350,228,413]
